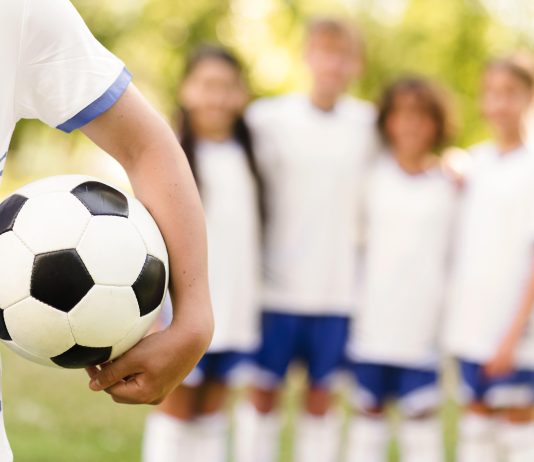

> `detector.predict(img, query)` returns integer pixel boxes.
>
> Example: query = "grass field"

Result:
[2,345,461,462]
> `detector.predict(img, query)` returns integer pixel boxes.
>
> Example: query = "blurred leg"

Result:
[142,386,199,462]
[346,411,389,462]
[294,387,340,462]
[346,362,390,462]
[457,404,498,462]
[397,367,443,462]
[194,380,230,462]
[498,407,534,462]
[399,414,443,462]
[234,387,281,462]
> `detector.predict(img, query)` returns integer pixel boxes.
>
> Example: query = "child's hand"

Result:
[484,336,517,378]
[440,147,471,188]
[85,300,212,405]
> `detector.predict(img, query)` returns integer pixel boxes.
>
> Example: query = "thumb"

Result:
[89,358,136,391]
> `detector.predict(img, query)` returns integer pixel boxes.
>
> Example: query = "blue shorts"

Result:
[253,310,349,389]
[350,362,440,417]
[459,359,534,408]
[183,351,251,387]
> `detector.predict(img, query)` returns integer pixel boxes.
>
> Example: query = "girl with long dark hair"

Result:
[143,45,263,462]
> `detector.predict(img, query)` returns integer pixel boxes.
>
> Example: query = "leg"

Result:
[294,315,349,462]
[295,386,340,462]
[346,363,390,462]
[234,386,282,462]
[142,385,200,462]
[397,367,443,462]
[498,407,534,462]
[235,311,299,462]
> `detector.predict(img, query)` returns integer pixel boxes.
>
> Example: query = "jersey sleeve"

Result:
[245,98,280,178]
[15,0,131,132]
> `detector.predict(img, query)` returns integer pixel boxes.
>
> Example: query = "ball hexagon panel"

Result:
[13,192,91,254]
[111,307,161,360]
[0,232,34,309]
[3,340,55,367]
[128,198,169,265]
[31,249,94,313]
[71,181,129,218]
[4,298,75,358]
[15,175,95,198]
[77,216,147,286]
[133,255,167,316]
[51,344,112,369]
[0,195,27,236]
[69,286,139,348]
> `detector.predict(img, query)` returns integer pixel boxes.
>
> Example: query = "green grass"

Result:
[2,347,460,462]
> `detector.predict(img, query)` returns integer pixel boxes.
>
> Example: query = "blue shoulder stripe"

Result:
[57,67,132,133]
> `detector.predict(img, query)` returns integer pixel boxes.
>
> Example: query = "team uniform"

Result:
[0,0,131,459]
[144,139,261,462]
[345,155,457,462]
[347,155,457,414]
[444,142,534,462]
[445,143,534,407]
[160,139,261,386]
[246,93,376,388]
[237,93,376,462]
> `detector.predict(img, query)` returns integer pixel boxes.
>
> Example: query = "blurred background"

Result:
[1,0,534,461]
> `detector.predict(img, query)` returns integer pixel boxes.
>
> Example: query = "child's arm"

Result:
[82,85,213,405]
[484,253,534,378]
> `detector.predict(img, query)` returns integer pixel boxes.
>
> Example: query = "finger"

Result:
[89,357,139,391]
[85,366,100,380]
[104,375,153,405]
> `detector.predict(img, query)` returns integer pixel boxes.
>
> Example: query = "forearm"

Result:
[505,255,534,344]
[82,85,213,342]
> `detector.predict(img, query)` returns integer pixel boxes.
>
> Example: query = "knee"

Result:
[250,387,278,414]
[305,387,333,416]
[501,407,534,424]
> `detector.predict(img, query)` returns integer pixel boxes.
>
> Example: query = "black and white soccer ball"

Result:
[0,175,169,369]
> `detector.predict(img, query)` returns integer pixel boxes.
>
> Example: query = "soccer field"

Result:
[2,346,460,462]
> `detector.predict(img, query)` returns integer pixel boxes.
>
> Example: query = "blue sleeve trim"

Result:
[56,67,132,133]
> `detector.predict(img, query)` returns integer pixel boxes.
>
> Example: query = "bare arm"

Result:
[81,84,213,404]
[485,253,534,377]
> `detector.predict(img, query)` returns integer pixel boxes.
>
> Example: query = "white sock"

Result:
[234,402,280,462]
[294,412,341,462]
[346,415,389,462]
[194,413,229,462]
[142,412,197,462]
[498,421,534,462]
[399,417,443,462]
[457,413,498,462]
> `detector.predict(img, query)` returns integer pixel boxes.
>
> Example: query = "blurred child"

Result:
[445,56,534,462]
[237,18,377,462]
[142,46,263,462]
[345,77,457,462]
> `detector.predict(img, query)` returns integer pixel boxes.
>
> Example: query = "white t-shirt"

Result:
[347,156,458,367]
[246,94,377,315]
[445,143,534,367]
[197,140,261,352]
[1,0,130,458]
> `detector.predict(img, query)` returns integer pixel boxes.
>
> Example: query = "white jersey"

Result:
[246,94,377,315]
[1,0,130,458]
[197,140,261,352]
[445,143,534,367]
[347,156,458,367]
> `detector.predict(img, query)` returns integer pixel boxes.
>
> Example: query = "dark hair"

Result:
[377,76,454,151]
[176,45,267,227]
[485,55,534,91]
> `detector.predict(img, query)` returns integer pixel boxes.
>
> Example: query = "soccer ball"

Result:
[0,175,169,369]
